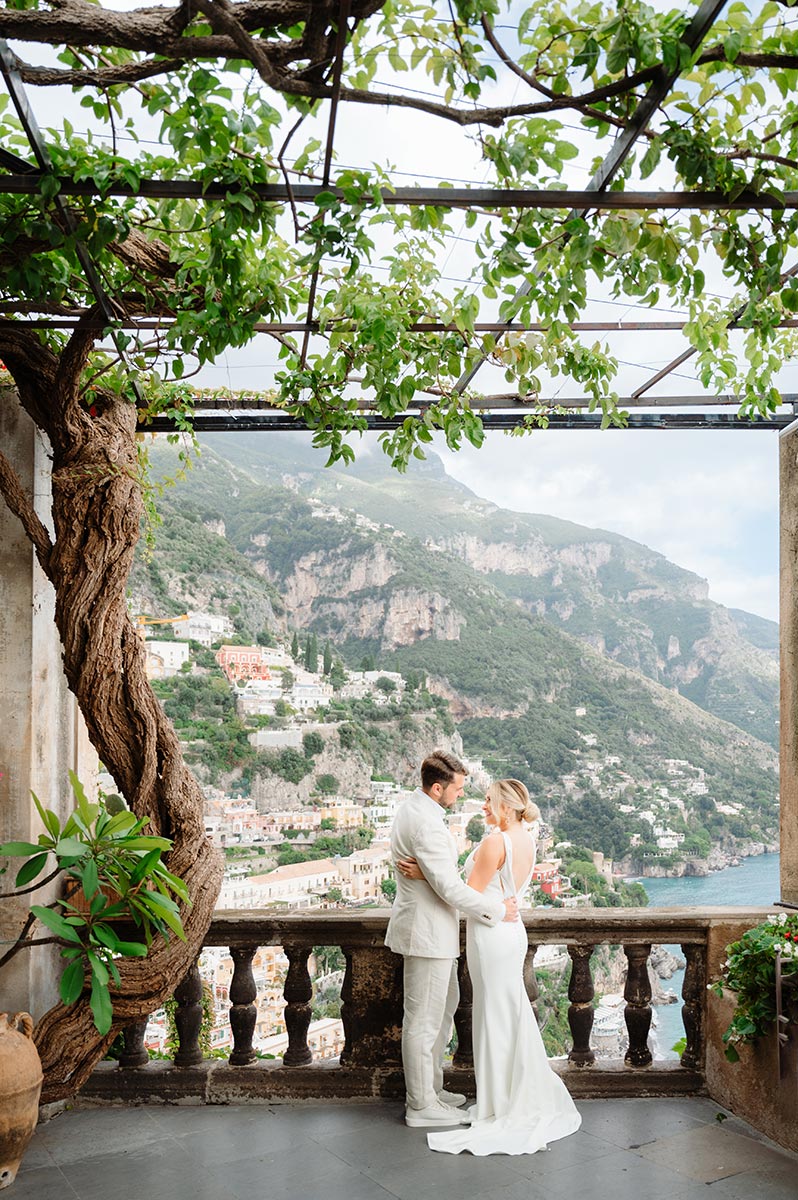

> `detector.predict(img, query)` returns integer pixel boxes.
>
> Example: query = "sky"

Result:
[5,2,790,622]
[435,429,782,622]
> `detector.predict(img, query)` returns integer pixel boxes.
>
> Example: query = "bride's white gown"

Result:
[427,832,582,1156]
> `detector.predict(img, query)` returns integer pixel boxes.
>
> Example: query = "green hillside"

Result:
[133,438,779,861]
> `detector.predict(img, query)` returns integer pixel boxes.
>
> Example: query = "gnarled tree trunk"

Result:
[0,323,223,1102]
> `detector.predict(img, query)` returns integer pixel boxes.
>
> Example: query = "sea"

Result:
[633,853,782,1059]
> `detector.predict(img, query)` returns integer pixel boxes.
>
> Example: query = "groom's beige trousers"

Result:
[402,955,459,1110]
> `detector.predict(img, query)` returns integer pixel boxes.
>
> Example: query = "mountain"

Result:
[200,433,780,749]
[129,435,779,860]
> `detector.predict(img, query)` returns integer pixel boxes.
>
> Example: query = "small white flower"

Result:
[779,913,788,925]
[774,943,783,953]
[768,915,779,924]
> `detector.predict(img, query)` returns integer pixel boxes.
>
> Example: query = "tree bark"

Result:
[0,332,224,1102]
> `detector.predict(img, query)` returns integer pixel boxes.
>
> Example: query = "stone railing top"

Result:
[208,905,774,948]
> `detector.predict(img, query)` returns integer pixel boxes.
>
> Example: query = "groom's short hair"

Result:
[421,749,467,791]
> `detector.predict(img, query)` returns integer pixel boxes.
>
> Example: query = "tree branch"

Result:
[0,911,36,970]
[0,446,54,576]
[0,866,60,900]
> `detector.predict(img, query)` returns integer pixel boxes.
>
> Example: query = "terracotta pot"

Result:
[0,1013,43,1190]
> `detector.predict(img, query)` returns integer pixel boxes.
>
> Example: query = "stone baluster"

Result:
[340,945,403,1067]
[452,953,473,1068]
[523,943,540,1021]
[118,1020,149,1068]
[229,945,258,1066]
[623,943,653,1067]
[567,944,595,1065]
[282,941,313,1066]
[174,960,204,1066]
[680,943,706,1070]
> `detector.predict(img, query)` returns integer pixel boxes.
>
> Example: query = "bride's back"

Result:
[503,827,536,894]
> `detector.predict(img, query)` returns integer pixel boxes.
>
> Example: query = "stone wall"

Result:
[0,393,96,1020]
[705,916,798,1154]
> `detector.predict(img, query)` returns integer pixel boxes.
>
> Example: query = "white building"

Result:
[290,680,333,711]
[337,846,392,901]
[227,859,341,907]
[176,612,233,646]
[145,640,190,678]
[236,679,284,716]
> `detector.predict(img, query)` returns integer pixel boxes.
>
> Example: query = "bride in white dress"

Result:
[401,779,581,1156]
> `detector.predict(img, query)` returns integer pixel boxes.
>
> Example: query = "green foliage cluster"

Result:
[556,848,648,908]
[710,913,798,1062]
[0,773,187,1035]
[535,968,572,1057]
[152,671,255,784]
[556,793,640,860]
[276,827,374,867]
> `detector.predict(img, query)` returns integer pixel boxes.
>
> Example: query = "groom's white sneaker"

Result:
[438,1090,467,1108]
[405,1099,470,1128]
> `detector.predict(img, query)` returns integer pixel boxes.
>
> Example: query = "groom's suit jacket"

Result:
[385,788,504,959]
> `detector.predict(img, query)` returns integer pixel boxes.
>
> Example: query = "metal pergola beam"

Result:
[144,411,792,433]
[2,317,798,334]
[0,175,795,211]
[177,393,797,412]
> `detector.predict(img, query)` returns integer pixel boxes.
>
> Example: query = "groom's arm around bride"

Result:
[384,750,518,1128]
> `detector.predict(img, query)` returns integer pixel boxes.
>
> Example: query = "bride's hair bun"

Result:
[486,778,540,824]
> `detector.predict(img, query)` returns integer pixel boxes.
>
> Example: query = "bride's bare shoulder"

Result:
[473,829,505,865]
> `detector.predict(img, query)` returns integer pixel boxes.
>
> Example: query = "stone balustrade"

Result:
[82,907,772,1105]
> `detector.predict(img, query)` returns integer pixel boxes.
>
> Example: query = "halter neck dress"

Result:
[427,830,582,1155]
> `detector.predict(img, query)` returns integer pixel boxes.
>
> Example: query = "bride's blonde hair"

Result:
[486,778,540,826]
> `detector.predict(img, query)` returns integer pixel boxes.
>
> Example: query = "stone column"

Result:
[780,418,798,905]
[0,391,96,1019]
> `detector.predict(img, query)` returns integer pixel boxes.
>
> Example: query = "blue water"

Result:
[630,853,781,1059]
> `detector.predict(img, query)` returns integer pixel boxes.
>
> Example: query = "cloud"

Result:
[437,429,780,621]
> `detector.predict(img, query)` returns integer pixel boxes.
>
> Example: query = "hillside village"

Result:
[128,608,755,1064]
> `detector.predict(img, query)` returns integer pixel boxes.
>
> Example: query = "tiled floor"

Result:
[12,1098,798,1200]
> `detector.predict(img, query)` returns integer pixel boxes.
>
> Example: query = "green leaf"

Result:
[639,142,661,181]
[31,905,83,943]
[114,941,149,957]
[0,841,43,856]
[87,950,110,986]
[129,848,163,887]
[55,837,88,858]
[89,974,113,1036]
[92,923,120,952]
[59,958,85,1006]
[15,853,50,887]
[82,858,100,900]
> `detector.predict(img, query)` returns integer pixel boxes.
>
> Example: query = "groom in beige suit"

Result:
[385,749,518,1127]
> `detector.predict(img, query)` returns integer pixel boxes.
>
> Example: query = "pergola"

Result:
[0,0,797,1135]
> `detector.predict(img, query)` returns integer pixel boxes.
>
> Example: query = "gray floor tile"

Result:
[692,1164,798,1200]
[170,1113,299,1163]
[218,1138,364,1199]
[633,1123,795,1183]
[1,1164,79,1200]
[266,1164,404,1200]
[33,1106,174,1165]
[60,1141,235,1200]
[502,1129,620,1177]
[363,1150,524,1200]
[575,1098,712,1150]
[316,1123,432,1171]
[541,1146,682,1200]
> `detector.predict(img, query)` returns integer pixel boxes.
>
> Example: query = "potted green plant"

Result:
[709,911,798,1062]
[0,771,189,1188]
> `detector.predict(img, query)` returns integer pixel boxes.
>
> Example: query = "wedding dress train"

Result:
[427,833,582,1155]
